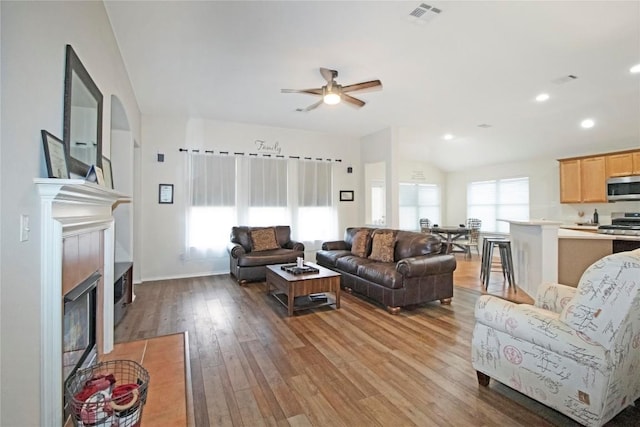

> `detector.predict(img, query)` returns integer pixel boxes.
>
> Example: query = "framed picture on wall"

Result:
[159,184,174,204]
[340,190,354,202]
[41,130,69,179]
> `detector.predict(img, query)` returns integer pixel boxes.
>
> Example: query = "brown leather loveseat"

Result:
[228,225,305,284]
[316,227,456,313]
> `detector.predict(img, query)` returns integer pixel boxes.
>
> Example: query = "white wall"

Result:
[139,116,360,281]
[446,157,640,227]
[0,2,140,425]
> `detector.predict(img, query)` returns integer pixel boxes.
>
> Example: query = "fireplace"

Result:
[36,179,130,426]
[63,272,99,421]
[63,272,99,382]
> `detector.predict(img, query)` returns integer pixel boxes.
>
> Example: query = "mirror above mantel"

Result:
[63,45,103,177]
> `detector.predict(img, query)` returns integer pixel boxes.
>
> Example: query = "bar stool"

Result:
[481,237,516,292]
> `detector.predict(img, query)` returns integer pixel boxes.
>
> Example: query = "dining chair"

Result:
[462,218,482,259]
[419,218,432,233]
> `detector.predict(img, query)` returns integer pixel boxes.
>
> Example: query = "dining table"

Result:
[429,226,470,254]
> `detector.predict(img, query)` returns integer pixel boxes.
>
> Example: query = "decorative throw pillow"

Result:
[559,251,640,349]
[250,227,279,252]
[368,231,396,263]
[351,230,370,258]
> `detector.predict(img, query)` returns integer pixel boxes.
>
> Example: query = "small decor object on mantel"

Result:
[85,165,98,183]
[339,190,354,202]
[159,184,174,204]
[102,156,114,189]
[94,166,105,186]
[41,130,69,179]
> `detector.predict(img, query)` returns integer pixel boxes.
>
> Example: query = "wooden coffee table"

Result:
[266,262,341,316]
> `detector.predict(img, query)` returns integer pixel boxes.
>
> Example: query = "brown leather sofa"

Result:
[228,225,305,284]
[316,227,456,313]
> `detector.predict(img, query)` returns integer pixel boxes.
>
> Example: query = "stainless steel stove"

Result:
[598,212,640,236]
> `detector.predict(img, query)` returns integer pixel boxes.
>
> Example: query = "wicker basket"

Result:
[65,360,150,427]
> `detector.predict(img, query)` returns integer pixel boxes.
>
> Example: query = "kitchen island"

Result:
[501,220,640,297]
[558,227,640,285]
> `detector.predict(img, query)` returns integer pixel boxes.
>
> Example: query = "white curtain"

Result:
[246,157,290,226]
[294,160,336,247]
[184,154,337,259]
[185,153,236,258]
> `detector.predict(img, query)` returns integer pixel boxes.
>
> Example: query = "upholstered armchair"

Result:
[471,249,640,426]
[228,225,304,284]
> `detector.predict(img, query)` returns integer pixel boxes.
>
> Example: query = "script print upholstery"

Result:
[471,249,640,426]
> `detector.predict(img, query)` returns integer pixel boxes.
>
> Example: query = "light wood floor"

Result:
[114,255,639,426]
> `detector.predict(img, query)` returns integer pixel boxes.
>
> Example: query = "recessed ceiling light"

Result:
[535,93,550,102]
[631,64,640,74]
[581,118,595,129]
[443,133,454,140]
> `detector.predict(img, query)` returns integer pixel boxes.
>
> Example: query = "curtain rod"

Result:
[178,148,341,162]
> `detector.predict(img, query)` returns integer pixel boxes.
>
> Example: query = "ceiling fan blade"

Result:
[281,88,323,95]
[342,94,366,108]
[341,80,382,93]
[320,67,338,83]
[296,99,324,112]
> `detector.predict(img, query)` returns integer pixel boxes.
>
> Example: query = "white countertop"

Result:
[558,228,640,241]
[560,224,600,231]
[498,219,563,226]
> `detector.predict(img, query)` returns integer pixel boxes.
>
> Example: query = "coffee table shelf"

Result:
[266,263,341,316]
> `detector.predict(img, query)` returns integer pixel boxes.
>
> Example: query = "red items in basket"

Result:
[111,384,139,408]
[74,373,116,402]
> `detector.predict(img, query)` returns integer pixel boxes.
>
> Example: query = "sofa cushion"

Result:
[369,230,396,263]
[336,255,376,275]
[357,263,403,289]
[236,248,301,267]
[351,230,370,258]
[395,231,442,259]
[316,249,351,267]
[559,250,640,349]
[250,227,279,252]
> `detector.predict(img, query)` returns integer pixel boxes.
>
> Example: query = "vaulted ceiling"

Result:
[104,1,640,171]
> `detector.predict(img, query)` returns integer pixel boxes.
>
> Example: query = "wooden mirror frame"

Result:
[63,45,103,177]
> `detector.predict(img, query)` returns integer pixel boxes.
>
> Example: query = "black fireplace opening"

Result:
[63,272,99,419]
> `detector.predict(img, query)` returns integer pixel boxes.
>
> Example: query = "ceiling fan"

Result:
[281,67,382,112]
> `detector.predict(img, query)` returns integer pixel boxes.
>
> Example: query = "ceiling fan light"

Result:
[323,92,341,105]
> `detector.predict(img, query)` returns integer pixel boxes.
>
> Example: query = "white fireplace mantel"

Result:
[35,179,130,426]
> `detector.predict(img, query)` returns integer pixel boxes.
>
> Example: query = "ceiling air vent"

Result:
[551,75,578,85]
[477,124,492,129]
[408,3,442,24]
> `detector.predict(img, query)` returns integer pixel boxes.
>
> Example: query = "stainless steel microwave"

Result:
[607,176,640,201]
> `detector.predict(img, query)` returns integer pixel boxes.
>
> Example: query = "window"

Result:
[467,177,529,233]
[399,183,441,231]
[186,154,236,255]
[247,157,288,226]
[296,161,334,243]
[184,154,337,258]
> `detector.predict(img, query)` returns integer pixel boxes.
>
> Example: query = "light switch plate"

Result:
[20,214,30,242]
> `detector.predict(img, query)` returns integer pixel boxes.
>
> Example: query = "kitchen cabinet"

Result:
[606,150,640,177]
[559,159,581,203]
[580,156,607,202]
[607,152,634,177]
[634,151,640,174]
[559,149,640,204]
[559,156,606,203]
